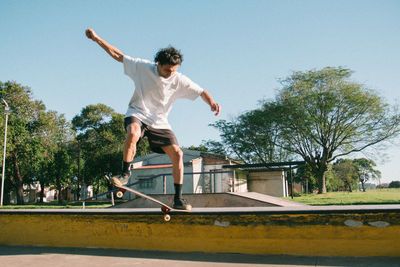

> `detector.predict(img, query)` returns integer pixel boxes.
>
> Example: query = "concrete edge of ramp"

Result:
[228,192,309,207]
[0,205,399,257]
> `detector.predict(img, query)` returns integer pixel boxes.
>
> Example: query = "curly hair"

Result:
[154,46,183,66]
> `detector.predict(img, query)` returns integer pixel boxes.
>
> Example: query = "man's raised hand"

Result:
[85,28,97,41]
[211,103,221,116]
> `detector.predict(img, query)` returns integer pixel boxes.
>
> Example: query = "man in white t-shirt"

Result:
[86,28,220,210]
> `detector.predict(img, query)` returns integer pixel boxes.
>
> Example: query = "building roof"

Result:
[133,164,173,170]
[222,161,306,172]
[132,149,238,165]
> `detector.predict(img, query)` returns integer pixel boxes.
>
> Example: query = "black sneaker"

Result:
[173,198,192,211]
[120,170,131,180]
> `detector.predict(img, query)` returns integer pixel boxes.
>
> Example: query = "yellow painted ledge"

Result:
[0,207,399,257]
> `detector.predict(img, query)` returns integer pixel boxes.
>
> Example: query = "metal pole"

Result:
[1,99,9,206]
[163,175,166,194]
[212,172,215,193]
[232,170,236,192]
[111,191,115,206]
[290,165,294,199]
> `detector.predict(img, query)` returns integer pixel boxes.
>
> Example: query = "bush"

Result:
[291,189,302,197]
[389,181,400,188]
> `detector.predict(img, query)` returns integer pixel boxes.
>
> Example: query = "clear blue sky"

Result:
[1,0,399,183]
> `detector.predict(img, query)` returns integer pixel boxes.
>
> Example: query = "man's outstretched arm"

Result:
[85,28,124,63]
[201,90,221,116]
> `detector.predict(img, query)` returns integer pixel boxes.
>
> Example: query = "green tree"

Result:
[274,67,400,193]
[325,164,341,192]
[207,103,293,164]
[332,159,358,192]
[0,81,72,204]
[294,163,318,193]
[200,140,226,155]
[72,104,149,195]
[389,181,400,188]
[34,112,74,203]
[352,158,381,192]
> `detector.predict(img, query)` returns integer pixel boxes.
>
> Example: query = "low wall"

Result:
[0,205,399,257]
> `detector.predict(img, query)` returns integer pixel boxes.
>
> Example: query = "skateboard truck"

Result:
[161,206,171,221]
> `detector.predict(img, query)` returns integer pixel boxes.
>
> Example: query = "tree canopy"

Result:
[207,102,294,164]
[206,67,400,193]
[0,81,73,204]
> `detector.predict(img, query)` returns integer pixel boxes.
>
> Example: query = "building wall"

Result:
[192,158,203,193]
[202,157,239,193]
[247,171,287,197]
[127,165,197,199]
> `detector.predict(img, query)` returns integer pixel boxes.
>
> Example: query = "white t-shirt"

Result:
[123,55,204,129]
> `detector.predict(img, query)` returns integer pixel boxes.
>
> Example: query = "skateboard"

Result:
[105,175,190,221]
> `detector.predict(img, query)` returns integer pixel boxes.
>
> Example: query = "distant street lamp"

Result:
[1,99,10,206]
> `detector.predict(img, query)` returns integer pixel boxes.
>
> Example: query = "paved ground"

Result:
[1,246,399,267]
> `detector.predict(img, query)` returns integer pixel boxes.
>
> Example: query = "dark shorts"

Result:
[124,116,178,154]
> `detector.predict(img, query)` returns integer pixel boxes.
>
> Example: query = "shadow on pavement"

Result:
[0,245,399,266]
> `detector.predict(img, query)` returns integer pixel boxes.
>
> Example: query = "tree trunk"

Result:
[347,181,353,192]
[57,179,62,204]
[316,161,328,194]
[12,152,24,205]
[307,152,329,194]
[3,189,10,205]
[317,170,327,194]
[305,179,309,194]
[39,181,45,203]
[16,185,24,205]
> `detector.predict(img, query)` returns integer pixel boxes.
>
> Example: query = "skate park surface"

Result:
[1,245,399,267]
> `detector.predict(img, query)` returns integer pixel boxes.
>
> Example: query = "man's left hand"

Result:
[211,103,221,116]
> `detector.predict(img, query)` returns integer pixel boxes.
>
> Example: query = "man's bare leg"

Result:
[162,144,191,210]
[117,122,141,180]
[161,144,183,184]
[123,122,142,162]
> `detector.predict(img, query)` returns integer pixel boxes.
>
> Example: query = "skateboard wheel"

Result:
[116,191,124,198]
[164,214,171,222]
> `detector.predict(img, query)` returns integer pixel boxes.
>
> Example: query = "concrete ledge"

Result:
[0,205,399,257]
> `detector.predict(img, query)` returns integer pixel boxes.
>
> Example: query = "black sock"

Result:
[174,183,182,200]
[123,161,131,173]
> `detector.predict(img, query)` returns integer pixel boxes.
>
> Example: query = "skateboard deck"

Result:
[105,175,190,221]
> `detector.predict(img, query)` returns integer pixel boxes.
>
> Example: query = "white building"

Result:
[123,149,246,199]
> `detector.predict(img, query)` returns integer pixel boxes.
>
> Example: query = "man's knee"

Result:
[126,123,141,143]
[174,146,183,160]
[165,145,183,162]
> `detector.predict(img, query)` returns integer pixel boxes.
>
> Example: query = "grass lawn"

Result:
[284,188,400,205]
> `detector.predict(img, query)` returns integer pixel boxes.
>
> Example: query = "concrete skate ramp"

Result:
[114,192,307,208]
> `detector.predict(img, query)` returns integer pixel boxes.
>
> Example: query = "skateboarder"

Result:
[85,28,220,210]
